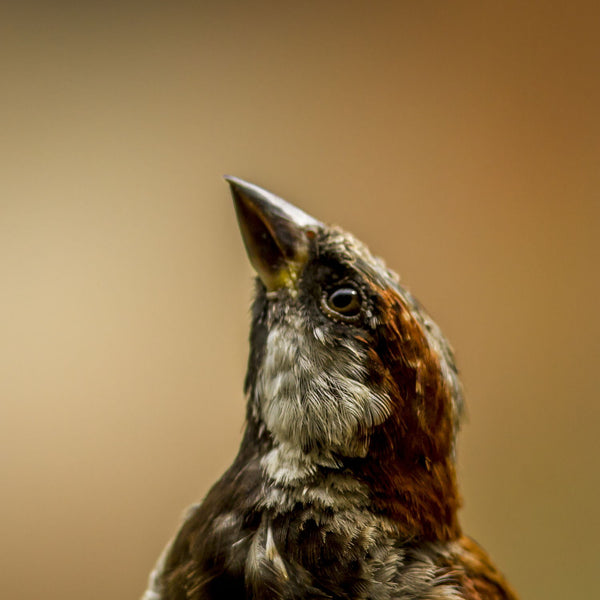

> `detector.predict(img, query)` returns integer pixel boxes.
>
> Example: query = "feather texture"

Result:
[141,179,518,600]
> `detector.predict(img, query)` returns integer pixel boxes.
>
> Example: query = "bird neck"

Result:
[242,419,462,544]
[348,451,462,542]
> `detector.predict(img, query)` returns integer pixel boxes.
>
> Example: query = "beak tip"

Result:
[222,174,243,193]
[223,175,322,229]
[223,175,265,209]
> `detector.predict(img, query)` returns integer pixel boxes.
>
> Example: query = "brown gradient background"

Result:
[1,2,599,599]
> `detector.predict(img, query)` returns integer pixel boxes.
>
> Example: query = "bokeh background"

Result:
[1,2,598,599]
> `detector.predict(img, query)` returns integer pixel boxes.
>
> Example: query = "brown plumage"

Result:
[141,177,519,600]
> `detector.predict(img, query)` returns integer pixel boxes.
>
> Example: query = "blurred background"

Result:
[1,2,598,599]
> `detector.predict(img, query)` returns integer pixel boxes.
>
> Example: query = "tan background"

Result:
[1,2,598,599]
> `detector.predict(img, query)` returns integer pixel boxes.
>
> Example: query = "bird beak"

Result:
[225,176,322,292]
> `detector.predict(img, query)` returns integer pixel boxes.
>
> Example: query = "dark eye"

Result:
[323,286,362,319]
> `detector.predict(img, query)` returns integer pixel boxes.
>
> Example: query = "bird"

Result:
[141,177,519,600]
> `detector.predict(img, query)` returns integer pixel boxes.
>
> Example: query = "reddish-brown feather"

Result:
[354,287,462,541]
[455,536,519,599]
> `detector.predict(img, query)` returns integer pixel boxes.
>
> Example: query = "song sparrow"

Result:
[142,177,518,600]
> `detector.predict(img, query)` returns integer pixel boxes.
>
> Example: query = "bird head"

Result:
[226,176,464,538]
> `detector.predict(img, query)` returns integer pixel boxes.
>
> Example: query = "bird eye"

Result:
[323,286,362,319]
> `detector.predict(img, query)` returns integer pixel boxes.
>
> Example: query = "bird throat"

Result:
[249,315,462,543]
[254,312,392,457]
